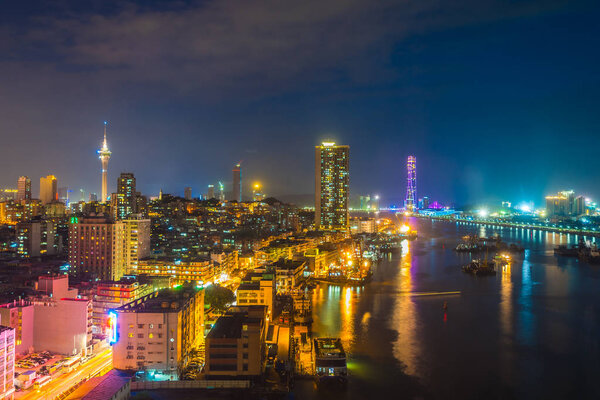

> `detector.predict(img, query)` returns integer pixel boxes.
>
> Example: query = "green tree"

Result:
[204,285,235,311]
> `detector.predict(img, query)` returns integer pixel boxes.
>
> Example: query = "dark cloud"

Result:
[2,0,569,95]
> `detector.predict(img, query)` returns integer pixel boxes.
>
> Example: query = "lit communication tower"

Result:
[97,122,112,203]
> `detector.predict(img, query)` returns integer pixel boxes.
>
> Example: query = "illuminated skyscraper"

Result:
[115,173,136,220]
[97,122,112,203]
[113,216,151,277]
[315,142,349,231]
[17,176,31,201]
[232,163,242,202]
[218,182,225,202]
[253,183,265,202]
[207,184,215,199]
[39,175,58,205]
[405,156,417,211]
[184,187,192,200]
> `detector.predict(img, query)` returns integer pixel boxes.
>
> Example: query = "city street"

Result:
[17,349,113,400]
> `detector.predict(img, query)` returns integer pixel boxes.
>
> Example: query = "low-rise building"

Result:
[304,244,339,275]
[31,275,93,356]
[112,285,204,376]
[92,280,155,336]
[236,271,275,318]
[137,257,215,286]
[65,369,131,400]
[270,259,306,294]
[205,306,267,378]
[0,299,34,355]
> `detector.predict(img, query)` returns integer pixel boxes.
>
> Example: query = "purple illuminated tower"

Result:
[405,156,416,211]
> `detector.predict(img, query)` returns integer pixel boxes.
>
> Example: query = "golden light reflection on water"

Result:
[500,259,514,381]
[391,239,420,376]
[340,286,355,344]
[310,282,358,353]
[500,262,513,335]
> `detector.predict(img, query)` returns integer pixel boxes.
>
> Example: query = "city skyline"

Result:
[1,1,599,205]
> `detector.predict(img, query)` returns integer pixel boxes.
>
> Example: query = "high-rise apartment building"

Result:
[546,190,586,218]
[218,182,225,202]
[232,163,242,202]
[115,173,137,220]
[405,156,417,211]
[113,217,151,278]
[17,176,31,201]
[184,187,192,200]
[315,142,349,231]
[39,175,58,205]
[98,122,112,203]
[252,183,265,202]
[68,215,114,280]
[16,219,57,258]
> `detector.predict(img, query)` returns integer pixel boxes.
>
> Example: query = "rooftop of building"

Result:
[207,306,266,340]
[116,284,202,313]
[237,282,260,291]
[65,369,130,400]
[314,338,346,358]
[269,258,306,271]
[0,325,15,335]
[139,255,211,263]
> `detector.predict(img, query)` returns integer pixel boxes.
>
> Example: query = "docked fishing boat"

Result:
[554,238,585,257]
[314,338,347,386]
[462,259,497,276]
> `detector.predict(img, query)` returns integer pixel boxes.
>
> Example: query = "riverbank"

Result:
[413,214,600,237]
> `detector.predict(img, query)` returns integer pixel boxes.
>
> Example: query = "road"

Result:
[18,349,113,400]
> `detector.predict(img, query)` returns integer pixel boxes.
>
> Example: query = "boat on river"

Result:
[462,259,497,276]
[314,338,347,386]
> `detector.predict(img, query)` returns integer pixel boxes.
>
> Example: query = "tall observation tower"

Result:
[405,155,417,211]
[97,122,112,203]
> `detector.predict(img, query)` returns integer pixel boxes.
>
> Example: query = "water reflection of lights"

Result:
[340,287,355,344]
[391,238,421,376]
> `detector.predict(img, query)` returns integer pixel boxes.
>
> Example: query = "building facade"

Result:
[315,142,349,231]
[0,300,34,355]
[17,176,31,201]
[115,173,137,220]
[232,164,242,202]
[39,175,58,205]
[0,327,15,399]
[205,306,267,377]
[112,286,204,376]
[69,215,114,280]
[92,280,154,336]
[113,217,151,278]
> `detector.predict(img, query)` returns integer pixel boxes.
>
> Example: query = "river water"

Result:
[294,218,600,399]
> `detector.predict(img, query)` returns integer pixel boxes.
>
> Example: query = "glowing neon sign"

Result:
[108,311,118,344]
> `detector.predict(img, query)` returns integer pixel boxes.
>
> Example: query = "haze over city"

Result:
[1,0,599,206]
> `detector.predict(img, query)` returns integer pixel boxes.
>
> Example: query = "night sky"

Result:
[1,0,598,207]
